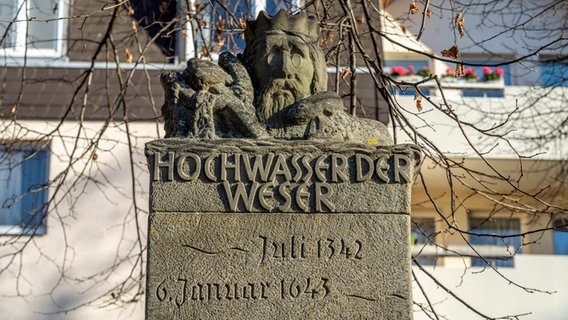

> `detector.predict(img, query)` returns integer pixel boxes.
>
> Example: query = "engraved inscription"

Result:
[156,278,272,308]
[280,278,330,300]
[155,277,330,308]
[156,233,372,308]
[317,239,363,260]
[150,151,414,212]
[259,235,364,264]
[182,235,365,264]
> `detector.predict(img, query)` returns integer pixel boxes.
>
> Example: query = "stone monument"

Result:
[146,10,421,319]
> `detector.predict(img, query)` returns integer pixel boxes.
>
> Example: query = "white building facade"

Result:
[0,0,566,319]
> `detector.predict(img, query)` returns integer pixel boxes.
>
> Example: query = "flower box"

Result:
[439,77,505,89]
[441,76,458,83]
[393,75,425,83]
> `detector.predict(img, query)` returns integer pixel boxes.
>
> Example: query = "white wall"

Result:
[0,120,158,320]
[389,86,568,160]
[413,255,568,320]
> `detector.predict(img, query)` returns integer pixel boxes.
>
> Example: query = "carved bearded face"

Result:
[251,35,315,125]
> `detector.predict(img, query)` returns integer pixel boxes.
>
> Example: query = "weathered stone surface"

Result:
[148,9,420,319]
[145,139,420,319]
[146,213,411,319]
[146,139,421,214]
[160,10,392,145]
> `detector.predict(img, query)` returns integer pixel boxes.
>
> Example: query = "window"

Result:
[460,59,511,98]
[411,217,437,266]
[0,144,49,235]
[553,231,568,255]
[195,0,253,54]
[131,0,301,62]
[265,0,291,15]
[0,0,66,57]
[194,0,300,55]
[552,217,568,255]
[540,57,568,87]
[469,217,522,267]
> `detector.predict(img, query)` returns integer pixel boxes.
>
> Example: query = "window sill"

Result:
[394,77,505,90]
[0,225,46,236]
[439,78,505,90]
[412,244,515,259]
[391,77,506,98]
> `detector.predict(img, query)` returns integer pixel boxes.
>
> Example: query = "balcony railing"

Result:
[391,76,505,98]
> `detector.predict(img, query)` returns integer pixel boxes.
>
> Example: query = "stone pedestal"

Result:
[145,139,421,319]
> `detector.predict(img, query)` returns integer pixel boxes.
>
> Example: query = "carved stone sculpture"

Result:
[148,11,418,318]
[161,10,392,145]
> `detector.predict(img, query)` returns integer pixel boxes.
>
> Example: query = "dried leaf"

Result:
[215,17,225,41]
[356,16,366,25]
[409,2,419,14]
[401,24,407,33]
[320,31,334,47]
[201,45,209,58]
[92,153,98,162]
[426,8,431,18]
[159,1,168,15]
[127,7,134,16]
[341,68,352,81]
[441,45,459,59]
[11,105,16,114]
[415,96,423,112]
[455,63,465,77]
[124,48,133,63]
[131,20,137,31]
[325,30,333,42]
[214,38,226,52]
[194,3,205,13]
[455,12,465,37]
[200,21,207,28]
[181,28,187,37]
[237,18,246,30]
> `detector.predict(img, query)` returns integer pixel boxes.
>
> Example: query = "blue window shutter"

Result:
[541,60,568,87]
[20,149,49,234]
[0,150,24,227]
[553,231,568,255]
[0,146,49,235]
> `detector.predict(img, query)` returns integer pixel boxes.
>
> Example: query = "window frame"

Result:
[411,216,438,266]
[540,56,568,88]
[0,0,68,58]
[468,216,523,268]
[552,216,568,255]
[179,0,302,61]
[0,142,50,236]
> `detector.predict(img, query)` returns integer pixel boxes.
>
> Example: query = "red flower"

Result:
[390,66,409,76]
[482,66,492,74]
[495,67,504,77]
